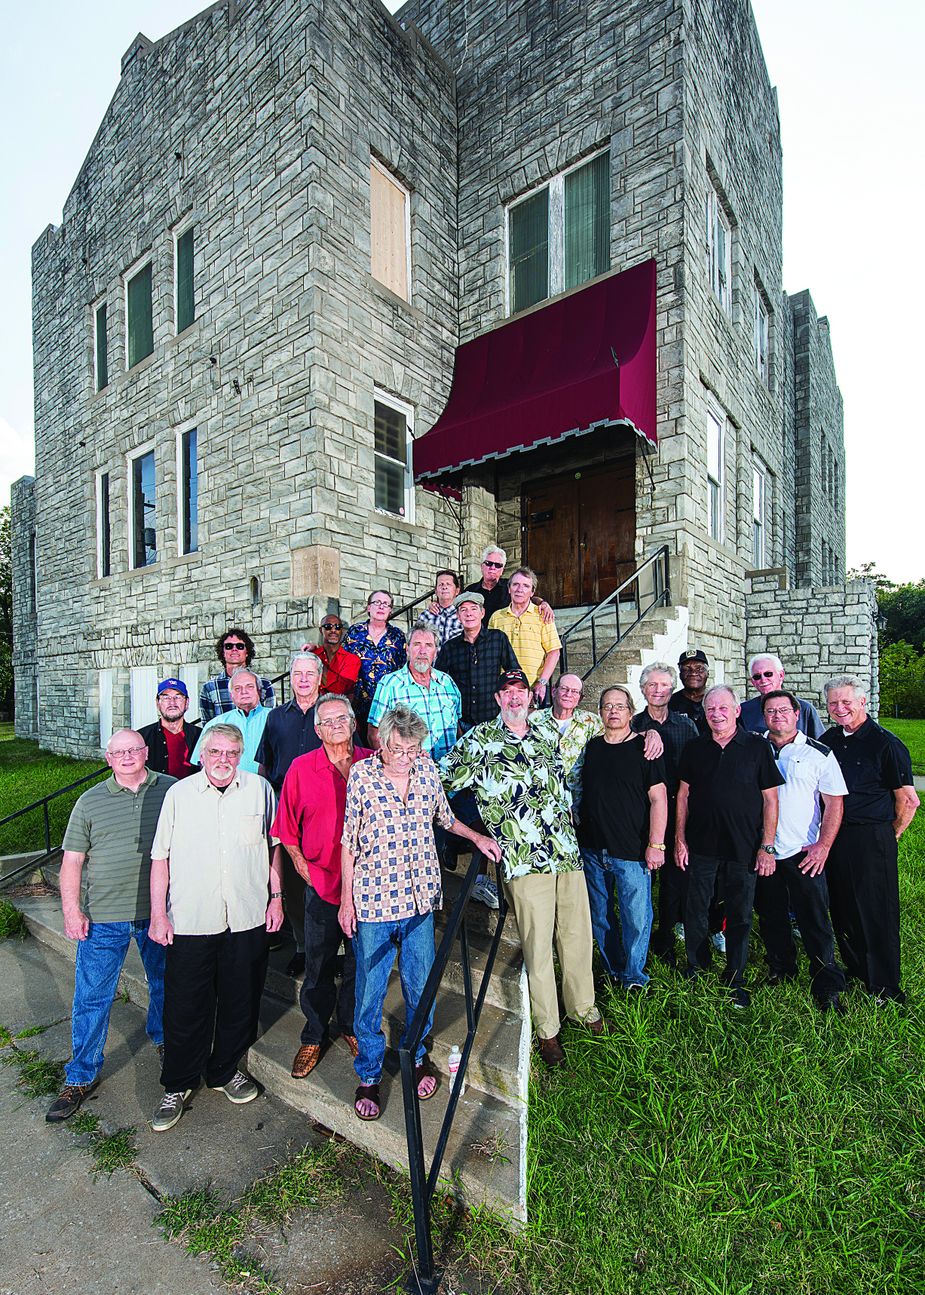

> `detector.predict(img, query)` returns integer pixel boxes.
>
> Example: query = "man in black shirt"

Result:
[668,649,710,734]
[632,662,699,965]
[821,675,919,1004]
[676,685,783,1007]
[463,544,554,624]
[435,592,520,728]
[578,686,668,989]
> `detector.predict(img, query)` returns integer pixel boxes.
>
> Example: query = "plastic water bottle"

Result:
[447,1045,465,1095]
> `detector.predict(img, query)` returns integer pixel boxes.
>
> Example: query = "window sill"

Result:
[369,509,418,533]
[365,274,426,323]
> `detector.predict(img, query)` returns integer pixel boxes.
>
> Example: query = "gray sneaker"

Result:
[217,1070,259,1104]
[471,875,500,909]
[152,1089,191,1132]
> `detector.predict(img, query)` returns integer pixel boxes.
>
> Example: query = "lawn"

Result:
[451,814,925,1295]
[881,717,925,776]
[0,724,106,856]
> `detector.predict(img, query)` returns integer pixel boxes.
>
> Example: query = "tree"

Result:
[877,580,925,654]
[846,562,894,593]
[878,640,925,719]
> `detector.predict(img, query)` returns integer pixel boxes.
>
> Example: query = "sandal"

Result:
[415,1062,439,1101]
[354,1083,381,1121]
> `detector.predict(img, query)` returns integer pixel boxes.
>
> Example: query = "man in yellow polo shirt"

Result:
[489,566,561,706]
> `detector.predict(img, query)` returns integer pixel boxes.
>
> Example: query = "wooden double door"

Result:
[522,459,635,608]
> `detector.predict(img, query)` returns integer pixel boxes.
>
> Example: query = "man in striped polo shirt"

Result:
[46,730,176,1123]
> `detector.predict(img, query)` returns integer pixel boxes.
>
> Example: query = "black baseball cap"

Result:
[678,649,709,667]
[498,669,531,690]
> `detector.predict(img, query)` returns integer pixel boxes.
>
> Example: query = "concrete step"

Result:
[11,892,528,1221]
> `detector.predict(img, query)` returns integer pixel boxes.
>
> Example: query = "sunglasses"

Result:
[751,670,777,680]
[224,642,247,651]
[483,560,503,569]
[321,622,343,631]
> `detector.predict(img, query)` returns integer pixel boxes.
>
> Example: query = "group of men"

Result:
[44,553,919,1128]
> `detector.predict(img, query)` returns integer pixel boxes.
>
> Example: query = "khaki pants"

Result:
[505,869,598,1039]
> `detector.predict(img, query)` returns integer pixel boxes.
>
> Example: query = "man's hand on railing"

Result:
[472,833,502,865]
[62,906,90,941]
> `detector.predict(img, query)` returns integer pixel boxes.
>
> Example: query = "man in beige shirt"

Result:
[148,724,283,1132]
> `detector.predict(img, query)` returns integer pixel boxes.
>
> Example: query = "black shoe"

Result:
[817,994,846,1015]
[46,1082,97,1123]
[285,952,305,978]
[729,987,751,1009]
[767,971,797,987]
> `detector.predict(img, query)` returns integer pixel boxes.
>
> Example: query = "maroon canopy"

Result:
[413,257,657,495]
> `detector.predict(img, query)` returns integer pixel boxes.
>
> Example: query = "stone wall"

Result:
[745,572,879,719]
[10,478,37,738]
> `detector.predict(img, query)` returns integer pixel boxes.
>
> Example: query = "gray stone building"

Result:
[13,0,865,756]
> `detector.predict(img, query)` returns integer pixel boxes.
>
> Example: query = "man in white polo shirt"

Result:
[147,723,283,1131]
[755,690,848,1013]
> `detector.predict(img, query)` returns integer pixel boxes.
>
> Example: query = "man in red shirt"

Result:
[138,680,201,781]
[305,617,361,698]
[272,692,371,1079]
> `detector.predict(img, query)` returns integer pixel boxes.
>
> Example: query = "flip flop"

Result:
[354,1083,381,1121]
[415,1062,439,1101]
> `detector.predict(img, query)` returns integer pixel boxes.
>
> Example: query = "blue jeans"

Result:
[66,920,165,1086]
[581,850,653,986]
[353,912,435,1084]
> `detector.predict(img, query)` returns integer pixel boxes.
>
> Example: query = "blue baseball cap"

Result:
[157,677,188,697]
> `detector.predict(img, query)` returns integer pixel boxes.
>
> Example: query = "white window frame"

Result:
[123,250,154,371]
[373,389,415,523]
[127,440,157,570]
[505,145,610,315]
[752,462,767,568]
[706,182,732,312]
[175,422,199,556]
[754,288,770,383]
[98,669,114,749]
[370,157,412,304]
[95,468,112,578]
[706,408,725,542]
[173,217,196,335]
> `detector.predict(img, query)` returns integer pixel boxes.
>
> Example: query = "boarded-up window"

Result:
[370,159,409,301]
[95,303,108,390]
[127,262,154,367]
[176,227,195,332]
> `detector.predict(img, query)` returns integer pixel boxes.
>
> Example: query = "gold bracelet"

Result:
[648,843,666,851]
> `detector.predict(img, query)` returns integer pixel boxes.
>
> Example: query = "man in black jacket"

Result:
[138,680,201,781]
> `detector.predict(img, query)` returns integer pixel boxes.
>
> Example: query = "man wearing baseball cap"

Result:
[668,649,710,735]
[138,679,201,781]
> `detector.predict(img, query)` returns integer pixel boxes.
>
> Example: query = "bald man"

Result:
[46,730,176,1123]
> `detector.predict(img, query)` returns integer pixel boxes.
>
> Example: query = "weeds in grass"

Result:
[1,1045,64,1097]
[0,899,28,941]
[0,1025,11,1047]
[15,1020,59,1038]
[87,1125,138,1177]
[241,1139,345,1222]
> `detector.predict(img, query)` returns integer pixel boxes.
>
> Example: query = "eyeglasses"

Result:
[321,622,343,631]
[386,746,420,760]
[204,749,242,761]
[557,686,582,696]
[224,642,247,651]
[764,707,796,718]
[368,599,392,608]
[109,746,146,758]
[482,560,503,569]
[601,703,631,712]
[752,670,777,680]
[317,715,351,728]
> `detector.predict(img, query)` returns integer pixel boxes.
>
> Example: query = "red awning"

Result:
[413,257,657,494]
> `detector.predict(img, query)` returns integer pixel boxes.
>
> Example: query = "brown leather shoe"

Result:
[585,1015,605,1036]
[537,1035,565,1067]
[291,1044,321,1078]
[340,1033,359,1059]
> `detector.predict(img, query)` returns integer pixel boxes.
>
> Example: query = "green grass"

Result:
[881,717,925,775]
[0,898,28,939]
[427,817,925,1295]
[0,723,106,856]
[0,1045,64,1098]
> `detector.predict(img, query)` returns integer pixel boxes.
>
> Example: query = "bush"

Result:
[879,641,925,718]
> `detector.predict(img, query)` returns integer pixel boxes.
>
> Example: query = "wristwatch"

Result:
[648,843,666,851]
[270,890,284,899]
[759,845,775,856]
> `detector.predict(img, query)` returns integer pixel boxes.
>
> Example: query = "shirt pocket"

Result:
[239,815,265,846]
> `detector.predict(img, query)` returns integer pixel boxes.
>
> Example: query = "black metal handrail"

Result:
[391,590,436,635]
[559,545,671,682]
[398,851,509,1295]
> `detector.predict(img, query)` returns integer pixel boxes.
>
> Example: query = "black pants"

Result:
[826,822,902,999]
[755,852,845,1000]
[161,925,269,1091]
[300,883,357,1045]
[685,854,756,989]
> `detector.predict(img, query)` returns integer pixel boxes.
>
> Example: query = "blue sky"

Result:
[1,0,920,580]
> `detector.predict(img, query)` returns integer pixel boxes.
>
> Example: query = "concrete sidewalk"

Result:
[0,935,401,1295]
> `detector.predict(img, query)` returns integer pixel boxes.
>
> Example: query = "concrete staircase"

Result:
[556,598,690,705]
[9,860,530,1223]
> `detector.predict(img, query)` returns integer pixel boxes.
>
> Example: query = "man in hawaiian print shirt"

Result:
[443,670,603,1067]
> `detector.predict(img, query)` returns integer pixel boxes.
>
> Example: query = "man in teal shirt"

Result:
[192,668,270,773]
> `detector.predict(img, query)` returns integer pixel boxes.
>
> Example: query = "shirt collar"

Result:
[106,769,157,795]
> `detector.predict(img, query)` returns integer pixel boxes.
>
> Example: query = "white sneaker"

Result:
[152,1089,191,1132]
[710,931,726,954]
[216,1070,259,1104]
[674,923,685,943]
[471,875,500,909]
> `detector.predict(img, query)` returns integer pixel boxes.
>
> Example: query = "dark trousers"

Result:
[281,846,306,951]
[300,883,357,1045]
[755,853,845,1000]
[826,822,902,998]
[685,854,756,989]
[161,925,269,1091]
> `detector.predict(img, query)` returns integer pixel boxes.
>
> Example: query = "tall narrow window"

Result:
[706,182,732,312]
[28,531,37,613]
[370,159,410,302]
[175,227,195,332]
[507,149,610,313]
[706,410,724,541]
[754,289,769,383]
[752,464,766,568]
[95,302,108,390]
[179,428,199,554]
[130,448,157,568]
[127,262,154,367]
[97,471,111,577]
[373,394,414,520]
